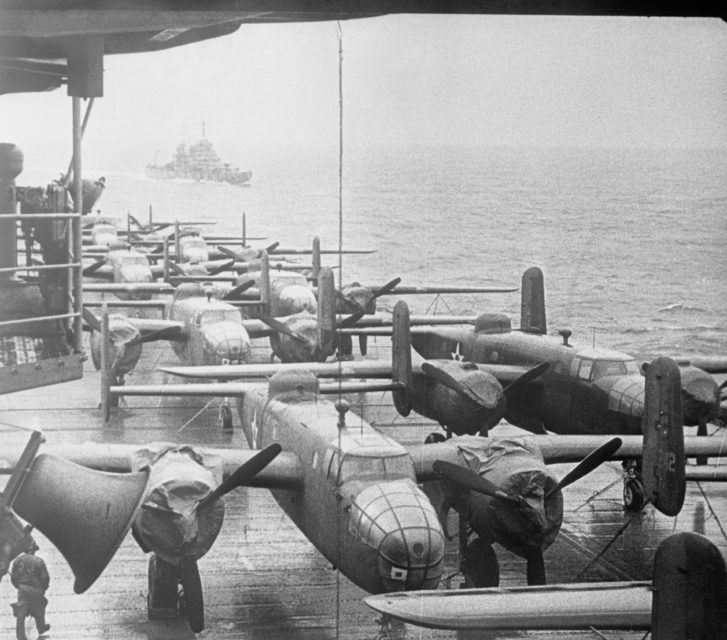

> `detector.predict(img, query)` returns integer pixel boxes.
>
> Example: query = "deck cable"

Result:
[335,19,344,640]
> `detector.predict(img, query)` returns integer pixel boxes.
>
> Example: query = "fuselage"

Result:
[237,378,445,594]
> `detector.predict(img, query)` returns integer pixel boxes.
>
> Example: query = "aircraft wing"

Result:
[365,582,652,631]
[82,282,175,294]
[673,355,727,373]
[0,442,304,491]
[240,319,273,339]
[81,266,114,281]
[408,434,727,482]
[376,285,518,295]
[345,314,477,327]
[160,359,395,380]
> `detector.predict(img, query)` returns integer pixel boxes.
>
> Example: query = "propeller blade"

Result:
[223,279,256,300]
[82,307,102,332]
[503,362,550,397]
[546,437,623,498]
[432,460,520,505]
[168,261,186,276]
[526,550,547,585]
[359,334,368,356]
[134,325,185,345]
[337,312,365,329]
[260,314,308,343]
[216,245,244,261]
[82,259,105,276]
[208,259,235,276]
[197,443,282,510]
[128,213,144,230]
[372,277,402,299]
[265,242,280,253]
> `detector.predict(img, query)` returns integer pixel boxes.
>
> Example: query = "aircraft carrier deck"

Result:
[1,337,726,640]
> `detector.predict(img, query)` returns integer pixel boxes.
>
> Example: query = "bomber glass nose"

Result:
[279,285,317,315]
[681,370,720,424]
[203,323,252,364]
[348,480,445,592]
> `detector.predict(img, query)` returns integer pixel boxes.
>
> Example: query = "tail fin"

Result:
[311,236,321,284]
[317,267,336,357]
[651,532,727,639]
[259,251,271,315]
[642,357,685,517]
[520,267,546,334]
[392,301,413,416]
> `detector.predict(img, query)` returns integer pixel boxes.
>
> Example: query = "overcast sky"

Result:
[1,15,725,173]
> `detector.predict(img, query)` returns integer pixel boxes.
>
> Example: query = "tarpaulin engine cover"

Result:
[454,437,562,556]
[131,445,224,564]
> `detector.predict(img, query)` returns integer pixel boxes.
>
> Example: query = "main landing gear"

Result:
[147,554,204,633]
[219,401,233,431]
[622,460,646,511]
[462,537,500,588]
[424,431,446,444]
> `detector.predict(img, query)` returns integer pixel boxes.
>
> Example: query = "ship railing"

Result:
[0,211,84,393]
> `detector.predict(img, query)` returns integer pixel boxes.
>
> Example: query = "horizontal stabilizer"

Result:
[365,582,652,631]
[111,380,401,398]
[83,282,174,294]
[160,359,393,380]
[269,248,376,255]
[388,285,518,295]
[673,355,727,373]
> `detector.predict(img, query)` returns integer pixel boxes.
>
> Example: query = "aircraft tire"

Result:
[424,432,446,444]
[463,538,500,588]
[179,557,205,632]
[623,477,645,511]
[220,404,233,431]
[147,554,178,619]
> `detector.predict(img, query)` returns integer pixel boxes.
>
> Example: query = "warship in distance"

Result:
[147,126,252,186]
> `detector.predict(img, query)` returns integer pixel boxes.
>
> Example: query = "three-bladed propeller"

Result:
[337,277,402,314]
[260,312,364,341]
[433,436,623,585]
[216,242,280,262]
[337,277,402,355]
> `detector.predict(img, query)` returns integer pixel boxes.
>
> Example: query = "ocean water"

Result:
[71,145,726,359]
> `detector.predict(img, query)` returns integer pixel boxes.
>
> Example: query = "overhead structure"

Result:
[0,1,724,97]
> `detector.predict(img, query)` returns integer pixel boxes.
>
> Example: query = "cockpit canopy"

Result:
[271,271,308,288]
[111,251,149,267]
[570,350,641,382]
[181,236,207,250]
[195,306,240,326]
[474,312,511,334]
[337,452,415,482]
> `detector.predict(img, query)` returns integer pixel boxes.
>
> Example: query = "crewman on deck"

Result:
[10,539,50,640]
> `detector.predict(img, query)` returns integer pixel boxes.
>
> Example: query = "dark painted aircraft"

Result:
[404,267,725,435]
